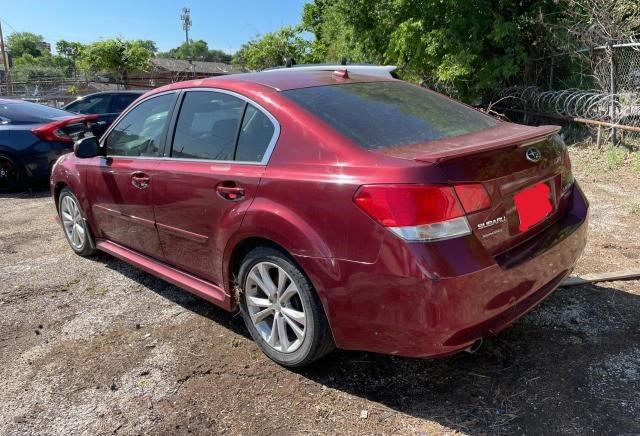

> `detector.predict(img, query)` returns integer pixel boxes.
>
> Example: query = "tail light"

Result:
[32,115,98,143]
[353,183,490,242]
[561,147,574,192]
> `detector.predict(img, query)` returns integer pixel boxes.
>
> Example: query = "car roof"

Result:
[158,69,396,93]
[262,64,397,78]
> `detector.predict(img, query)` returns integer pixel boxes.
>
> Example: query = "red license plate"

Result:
[513,182,553,232]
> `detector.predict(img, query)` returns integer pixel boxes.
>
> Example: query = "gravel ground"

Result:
[0,144,639,435]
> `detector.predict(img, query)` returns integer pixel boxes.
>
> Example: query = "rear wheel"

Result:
[58,187,97,257]
[238,246,334,367]
[0,154,25,193]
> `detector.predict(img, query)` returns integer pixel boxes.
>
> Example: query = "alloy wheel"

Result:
[245,262,308,353]
[60,195,86,250]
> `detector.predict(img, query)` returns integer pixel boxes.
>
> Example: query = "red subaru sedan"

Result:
[51,69,588,367]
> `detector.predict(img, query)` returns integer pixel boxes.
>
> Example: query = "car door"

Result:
[152,89,278,284]
[85,91,178,258]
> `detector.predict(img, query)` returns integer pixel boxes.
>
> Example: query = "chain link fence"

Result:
[494,42,640,148]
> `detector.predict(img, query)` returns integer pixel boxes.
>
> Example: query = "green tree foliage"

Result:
[6,32,49,58]
[158,40,232,63]
[80,38,153,85]
[6,32,67,80]
[232,26,312,70]
[302,0,562,102]
[55,40,85,75]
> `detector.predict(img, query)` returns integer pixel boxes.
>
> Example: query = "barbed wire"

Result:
[492,86,640,143]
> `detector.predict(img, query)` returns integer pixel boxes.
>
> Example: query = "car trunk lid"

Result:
[377,123,571,255]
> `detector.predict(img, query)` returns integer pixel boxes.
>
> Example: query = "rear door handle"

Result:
[131,172,150,190]
[216,183,245,200]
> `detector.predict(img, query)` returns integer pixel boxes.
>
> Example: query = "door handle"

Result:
[131,172,150,190]
[216,183,245,200]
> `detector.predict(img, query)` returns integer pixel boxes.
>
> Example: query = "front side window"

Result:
[105,93,175,157]
[66,95,110,115]
[171,91,245,161]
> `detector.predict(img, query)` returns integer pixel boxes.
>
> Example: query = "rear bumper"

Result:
[296,183,588,358]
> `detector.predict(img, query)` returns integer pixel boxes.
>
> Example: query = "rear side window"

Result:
[0,101,73,124]
[171,91,244,161]
[110,93,140,113]
[66,95,110,114]
[283,81,497,150]
[235,105,275,162]
[105,93,175,157]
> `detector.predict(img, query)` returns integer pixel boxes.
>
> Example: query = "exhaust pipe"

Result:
[464,338,483,354]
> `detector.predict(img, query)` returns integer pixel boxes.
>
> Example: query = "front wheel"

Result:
[58,187,97,257]
[238,246,334,367]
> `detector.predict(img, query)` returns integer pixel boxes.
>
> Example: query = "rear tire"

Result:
[238,246,335,367]
[0,153,26,193]
[58,187,97,257]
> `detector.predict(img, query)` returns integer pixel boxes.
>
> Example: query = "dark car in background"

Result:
[0,99,95,191]
[63,90,146,136]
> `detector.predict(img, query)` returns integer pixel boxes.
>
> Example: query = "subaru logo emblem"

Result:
[525,147,541,162]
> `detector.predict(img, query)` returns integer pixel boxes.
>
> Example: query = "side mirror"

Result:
[74,136,100,158]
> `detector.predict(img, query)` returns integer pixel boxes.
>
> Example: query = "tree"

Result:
[158,40,232,63]
[562,0,640,48]
[302,0,564,102]
[208,48,232,63]
[6,32,49,59]
[233,26,312,70]
[55,40,85,75]
[80,38,153,86]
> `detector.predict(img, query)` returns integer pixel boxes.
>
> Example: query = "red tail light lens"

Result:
[453,183,491,213]
[32,115,98,143]
[353,185,464,227]
[353,184,474,241]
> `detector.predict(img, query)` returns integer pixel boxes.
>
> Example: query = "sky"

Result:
[0,0,308,54]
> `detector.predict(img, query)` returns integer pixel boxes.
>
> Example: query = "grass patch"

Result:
[86,285,107,296]
[631,202,640,215]
[633,152,640,173]
[605,146,628,171]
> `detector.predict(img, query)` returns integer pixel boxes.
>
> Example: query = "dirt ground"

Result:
[0,143,639,435]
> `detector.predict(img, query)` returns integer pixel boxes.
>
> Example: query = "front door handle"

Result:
[216,183,245,200]
[131,172,150,190]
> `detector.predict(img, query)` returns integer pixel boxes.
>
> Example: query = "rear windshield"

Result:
[283,81,497,149]
[0,101,72,124]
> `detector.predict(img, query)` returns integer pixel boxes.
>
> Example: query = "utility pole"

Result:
[181,7,192,45]
[0,19,11,96]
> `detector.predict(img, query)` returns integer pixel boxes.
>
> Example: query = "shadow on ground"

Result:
[0,182,51,199]
[94,250,640,434]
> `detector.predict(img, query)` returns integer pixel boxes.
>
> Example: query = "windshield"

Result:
[283,81,497,150]
[0,101,73,124]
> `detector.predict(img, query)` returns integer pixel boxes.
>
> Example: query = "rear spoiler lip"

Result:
[385,125,562,164]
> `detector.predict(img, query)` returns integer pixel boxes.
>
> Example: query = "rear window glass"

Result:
[65,95,110,114]
[283,81,497,149]
[110,93,141,113]
[0,101,72,124]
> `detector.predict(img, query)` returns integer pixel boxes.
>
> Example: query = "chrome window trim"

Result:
[102,87,281,166]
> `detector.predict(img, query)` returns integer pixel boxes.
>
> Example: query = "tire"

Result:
[58,187,97,257]
[238,246,335,367]
[0,153,26,193]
